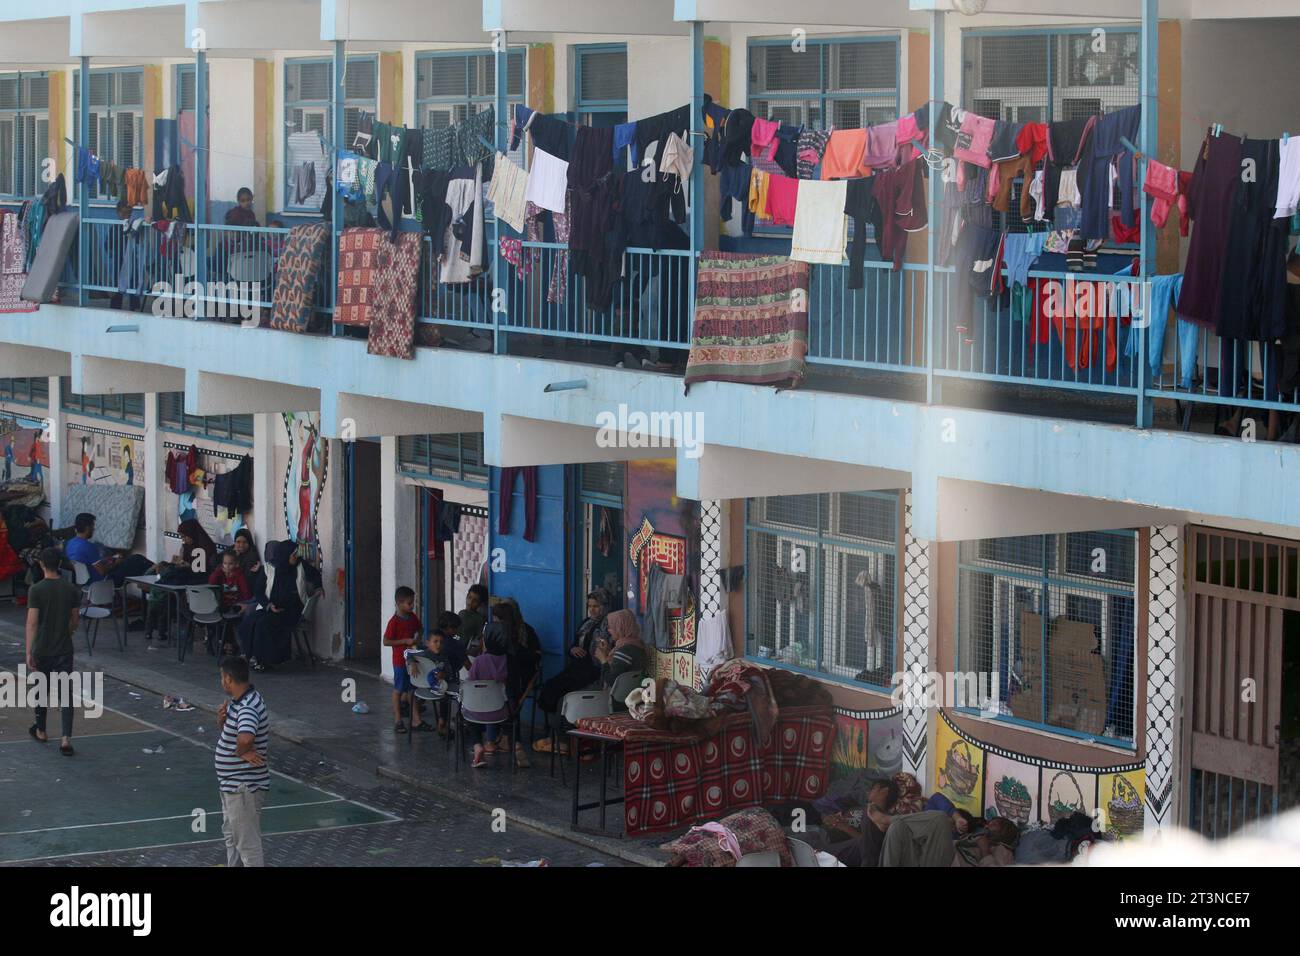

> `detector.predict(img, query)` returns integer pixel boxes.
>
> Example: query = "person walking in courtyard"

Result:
[26,547,82,756]
[215,655,270,867]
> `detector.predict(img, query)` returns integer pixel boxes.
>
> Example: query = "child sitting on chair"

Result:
[406,612,464,737]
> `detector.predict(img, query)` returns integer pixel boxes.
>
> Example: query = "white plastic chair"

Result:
[457,679,512,774]
[736,850,782,867]
[787,838,820,868]
[552,689,612,783]
[82,579,120,654]
[183,586,226,661]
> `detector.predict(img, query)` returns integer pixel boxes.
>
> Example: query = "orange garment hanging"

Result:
[821,129,872,180]
[748,168,771,220]
[124,168,150,207]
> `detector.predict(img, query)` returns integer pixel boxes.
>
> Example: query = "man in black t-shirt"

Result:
[26,547,82,755]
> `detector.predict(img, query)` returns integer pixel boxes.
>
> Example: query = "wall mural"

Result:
[282,412,327,556]
[0,418,50,497]
[624,459,699,689]
[65,423,143,487]
[831,706,907,781]
[936,710,1146,837]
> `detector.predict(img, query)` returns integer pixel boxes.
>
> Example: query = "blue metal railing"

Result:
[41,217,1300,432]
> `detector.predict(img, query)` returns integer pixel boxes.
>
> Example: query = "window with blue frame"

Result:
[157,393,253,445]
[962,28,1140,235]
[60,379,145,425]
[284,56,378,210]
[73,68,144,203]
[745,491,901,688]
[957,530,1138,746]
[0,73,49,199]
[748,36,900,131]
[575,463,625,614]
[574,45,628,127]
[397,433,488,485]
[416,49,525,130]
[0,377,49,407]
[175,63,209,118]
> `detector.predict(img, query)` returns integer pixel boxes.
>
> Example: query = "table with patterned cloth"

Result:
[576,705,836,836]
[270,223,330,332]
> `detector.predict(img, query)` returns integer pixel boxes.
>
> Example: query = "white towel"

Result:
[790,179,848,265]
[695,609,732,679]
[1276,137,1300,220]
[488,152,529,232]
[523,147,569,214]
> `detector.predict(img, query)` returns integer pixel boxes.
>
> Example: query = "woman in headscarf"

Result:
[533,588,610,753]
[594,609,647,697]
[231,528,264,600]
[236,540,312,670]
[479,600,540,769]
[462,624,510,768]
[154,519,217,583]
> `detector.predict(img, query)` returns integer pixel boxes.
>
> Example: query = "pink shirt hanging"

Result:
[862,120,900,169]
[766,173,799,226]
[953,112,995,168]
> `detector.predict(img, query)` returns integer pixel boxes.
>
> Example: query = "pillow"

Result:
[661,808,795,867]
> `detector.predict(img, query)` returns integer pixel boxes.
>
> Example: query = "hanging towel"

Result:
[523,146,569,214]
[487,152,528,232]
[790,179,848,265]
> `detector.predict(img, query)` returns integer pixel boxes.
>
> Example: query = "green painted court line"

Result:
[0,706,399,863]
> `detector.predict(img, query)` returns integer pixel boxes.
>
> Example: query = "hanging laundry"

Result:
[953,112,995,168]
[1277,136,1300,220]
[523,147,569,214]
[458,107,496,167]
[1177,131,1243,329]
[269,223,330,333]
[366,231,422,360]
[790,179,848,266]
[843,178,878,289]
[423,126,457,172]
[821,128,871,180]
[915,101,963,155]
[871,158,927,272]
[123,168,150,207]
[1077,104,1141,242]
[487,153,528,232]
[750,117,784,175]
[765,173,799,227]
[1144,159,1190,236]
[862,120,900,169]
[569,125,614,190]
[440,165,485,285]
[720,162,754,235]
[1216,137,1289,343]
[748,168,771,221]
[988,120,1023,163]
[795,128,830,179]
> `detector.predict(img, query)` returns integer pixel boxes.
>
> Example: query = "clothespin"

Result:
[1212,123,1223,138]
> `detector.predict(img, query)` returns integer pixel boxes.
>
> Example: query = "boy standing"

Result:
[383,586,422,734]
[408,611,463,736]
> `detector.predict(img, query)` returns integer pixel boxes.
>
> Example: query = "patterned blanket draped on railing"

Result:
[685,252,810,393]
[269,223,329,332]
[0,209,35,313]
[366,232,422,360]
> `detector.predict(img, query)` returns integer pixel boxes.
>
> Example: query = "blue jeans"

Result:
[1129,274,1198,387]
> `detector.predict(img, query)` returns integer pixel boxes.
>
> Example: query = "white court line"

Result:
[0,817,402,866]
[0,798,345,836]
[0,728,157,745]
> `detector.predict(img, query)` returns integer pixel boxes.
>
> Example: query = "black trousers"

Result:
[33,652,75,740]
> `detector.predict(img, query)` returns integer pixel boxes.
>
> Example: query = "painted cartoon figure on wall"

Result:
[283,412,327,554]
[0,423,47,494]
[122,441,134,487]
[80,436,93,484]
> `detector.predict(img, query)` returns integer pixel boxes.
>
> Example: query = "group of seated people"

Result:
[386,584,648,771]
[44,511,321,671]
[820,776,1021,868]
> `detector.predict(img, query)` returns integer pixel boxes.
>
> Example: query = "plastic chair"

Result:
[552,689,612,783]
[182,586,225,662]
[228,250,273,287]
[457,679,512,774]
[293,591,320,668]
[407,653,457,747]
[608,670,646,711]
[81,579,120,654]
[736,851,782,867]
[788,838,820,868]
[70,561,91,588]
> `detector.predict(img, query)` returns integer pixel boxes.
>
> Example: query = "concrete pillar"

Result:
[46,376,66,525]
[250,412,278,550]
[379,435,418,680]
[143,394,166,561]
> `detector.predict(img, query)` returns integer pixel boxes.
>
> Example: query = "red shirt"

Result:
[385,613,423,668]
[208,567,251,609]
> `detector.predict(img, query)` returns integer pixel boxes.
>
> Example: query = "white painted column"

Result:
[251,413,278,548]
[143,393,165,561]
[45,376,65,524]
[902,489,932,785]
[379,436,418,681]
[1144,526,1180,832]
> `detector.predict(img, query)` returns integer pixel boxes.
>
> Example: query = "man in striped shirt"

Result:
[215,655,269,867]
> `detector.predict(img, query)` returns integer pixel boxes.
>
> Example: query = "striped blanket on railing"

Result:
[685,252,810,393]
